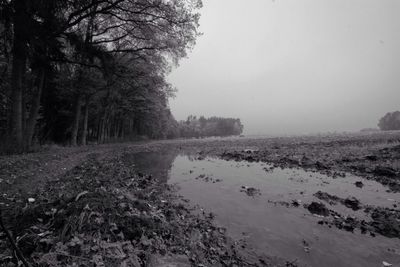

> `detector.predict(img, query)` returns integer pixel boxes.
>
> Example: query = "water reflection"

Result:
[129,151,400,267]
[123,150,179,183]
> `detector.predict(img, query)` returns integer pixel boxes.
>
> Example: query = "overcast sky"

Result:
[167,0,400,135]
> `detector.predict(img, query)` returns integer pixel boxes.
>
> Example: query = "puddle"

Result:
[130,151,400,267]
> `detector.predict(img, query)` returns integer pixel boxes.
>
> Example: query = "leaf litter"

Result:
[0,152,271,267]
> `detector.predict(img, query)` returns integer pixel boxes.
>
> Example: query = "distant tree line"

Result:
[172,115,244,138]
[0,0,202,152]
[378,111,400,131]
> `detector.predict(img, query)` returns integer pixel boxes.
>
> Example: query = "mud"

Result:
[314,191,362,210]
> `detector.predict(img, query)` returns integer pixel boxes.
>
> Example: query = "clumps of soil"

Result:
[240,186,261,197]
[0,153,265,267]
[195,174,222,183]
[305,202,330,217]
[329,207,400,237]
[367,207,400,238]
[267,200,301,208]
[317,213,368,235]
[313,191,362,211]
[307,193,400,238]
[331,216,361,233]
[343,197,362,211]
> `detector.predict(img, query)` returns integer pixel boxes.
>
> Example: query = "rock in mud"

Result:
[306,202,330,217]
[354,181,364,188]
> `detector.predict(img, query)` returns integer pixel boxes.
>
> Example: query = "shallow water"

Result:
[131,151,400,267]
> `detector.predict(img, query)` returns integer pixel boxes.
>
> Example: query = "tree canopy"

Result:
[0,0,202,152]
[378,111,400,131]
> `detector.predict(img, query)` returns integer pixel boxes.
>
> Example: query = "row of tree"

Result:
[378,111,400,131]
[176,115,244,138]
[0,0,202,152]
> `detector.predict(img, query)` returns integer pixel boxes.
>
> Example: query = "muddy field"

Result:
[0,131,399,266]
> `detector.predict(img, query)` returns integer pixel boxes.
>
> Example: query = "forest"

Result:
[0,0,204,152]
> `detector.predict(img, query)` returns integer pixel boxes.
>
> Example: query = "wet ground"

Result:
[1,131,400,266]
[132,151,400,267]
[1,150,265,267]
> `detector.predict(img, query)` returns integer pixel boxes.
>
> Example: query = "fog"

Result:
[167,0,400,135]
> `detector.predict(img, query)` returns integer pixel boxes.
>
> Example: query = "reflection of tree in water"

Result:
[122,151,179,183]
[183,151,221,162]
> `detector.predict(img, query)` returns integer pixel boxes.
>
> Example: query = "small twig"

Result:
[0,209,32,267]
[75,190,89,202]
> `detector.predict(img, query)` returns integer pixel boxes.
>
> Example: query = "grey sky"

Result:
[167,0,400,135]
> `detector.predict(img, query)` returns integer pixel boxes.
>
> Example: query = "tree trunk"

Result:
[80,97,89,145]
[25,69,45,149]
[10,0,28,150]
[71,94,82,146]
[96,115,101,143]
[99,117,106,144]
[99,105,109,143]
[21,87,26,138]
